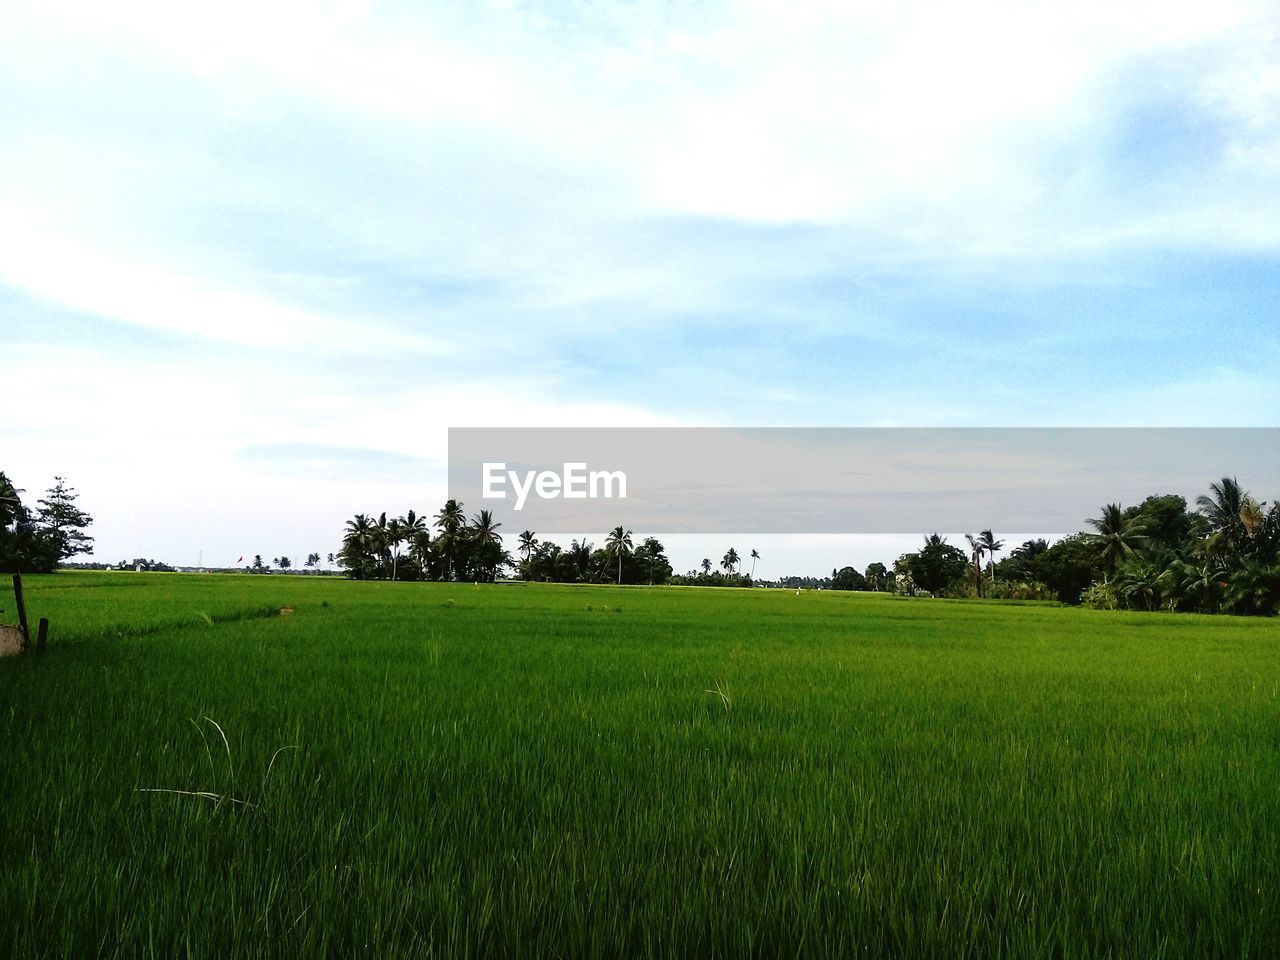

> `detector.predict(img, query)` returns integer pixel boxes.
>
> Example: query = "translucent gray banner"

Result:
[447,428,1279,534]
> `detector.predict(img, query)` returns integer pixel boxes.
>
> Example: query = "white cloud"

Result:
[0,207,451,354]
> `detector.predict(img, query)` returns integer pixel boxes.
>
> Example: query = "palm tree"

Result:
[471,509,503,545]
[722,547,740,576]
[570,539,594,581]
[865,562,888,591]
[1086,503,1147,578]
[964,533,986,598]
[1197,477,1248,533]
[435,499,465,581]
[1196,477,1257,561]
[387,517,406,581]
[470,509,505,582]
[749,548,760,579]
[342,514,373,579]
[979,529,1004,582]
[1157,558,1226,614]
[518,530,538,568]
[1225,560,1280,616]
[701,558,712,576]
[392,510,426,582]
[369,512,392,579]
[408,529,432,577]
[473,506,501,545]
[605,526,633,584]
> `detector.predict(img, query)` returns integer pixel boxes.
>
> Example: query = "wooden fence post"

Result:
[36,618,48,651]
[12,573,30,650]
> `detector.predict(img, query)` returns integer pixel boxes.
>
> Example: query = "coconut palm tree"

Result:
[387,517,405,581]
[435,499,465,581]
[570,539,594,581]
[722,547,740,576]
[701,558,712,576]
[342,513,374,579]
[1197,477,1248,533]
[518,530,538,567]
[964,533,985,597]
[865,562,888,591]
[979,529,1004,582]
[1086,503,1147,578]
[391,509,427,581]
[749,548,760,578]
[1224,560,1280,616]
[369,512,393,578]
[605,526,633,584]
[469,509,505,582]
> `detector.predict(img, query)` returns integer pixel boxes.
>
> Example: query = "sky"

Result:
[2,0,1279,575]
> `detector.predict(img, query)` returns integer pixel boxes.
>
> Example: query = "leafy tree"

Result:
[633,537,672,585]
[251,555,266,572]
[0,472,51,572]
[35,477,94,562]
[1032,535,1099,604]
[701,558,712,575]
[277,556,291,570]
[831,566,867,590]
[901,534,969,595]
[994,539,1049,583]
[1129,495,1205,552]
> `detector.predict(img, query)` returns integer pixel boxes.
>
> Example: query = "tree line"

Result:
[881,477,1280,615]
[7,466,1276,616]
[336,502,678,585]
[342,475,1278,615]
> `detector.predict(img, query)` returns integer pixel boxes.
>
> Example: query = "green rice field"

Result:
[3,572,1279,957]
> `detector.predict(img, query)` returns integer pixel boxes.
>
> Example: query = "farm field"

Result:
[3,572,1279,958]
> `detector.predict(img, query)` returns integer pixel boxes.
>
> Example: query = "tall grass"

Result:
[3,572,1279,957]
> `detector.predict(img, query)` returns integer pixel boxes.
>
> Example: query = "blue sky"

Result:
[2,0,1279,572]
